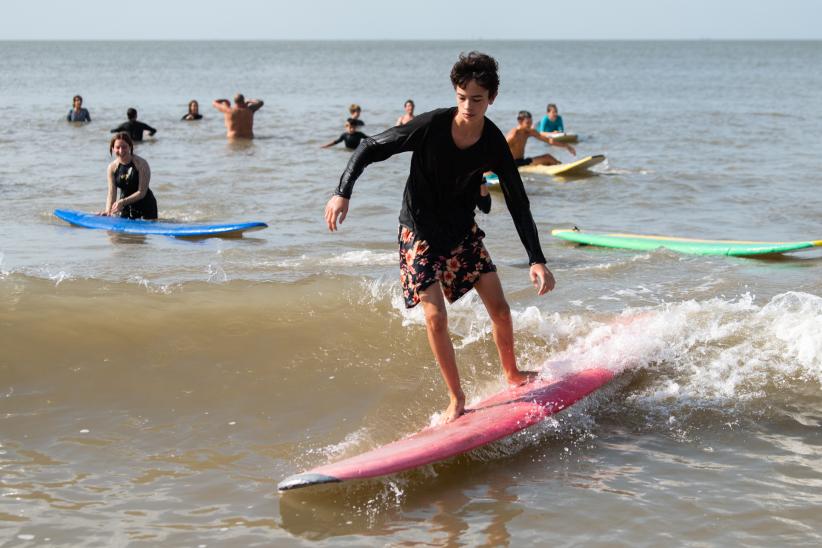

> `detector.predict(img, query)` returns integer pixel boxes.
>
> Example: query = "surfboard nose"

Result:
[278,472,341,492]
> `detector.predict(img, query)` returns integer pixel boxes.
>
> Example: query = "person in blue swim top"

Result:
[67,95,91,123]
[102,133,158,219]
[536,103,564,135]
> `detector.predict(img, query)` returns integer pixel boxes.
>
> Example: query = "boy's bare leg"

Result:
[532,153,560,166]
[419,283,465,423]
[474,272,537,385]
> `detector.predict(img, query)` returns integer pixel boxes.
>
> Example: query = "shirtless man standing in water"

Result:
[506,110,575,166]
[212,93,264,139]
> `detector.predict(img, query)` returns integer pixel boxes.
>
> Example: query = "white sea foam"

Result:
[326,250,395,266]
[380,282,822,412]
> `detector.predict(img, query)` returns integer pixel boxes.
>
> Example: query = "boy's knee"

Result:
[425,307,449,333]
[488,300,511,324]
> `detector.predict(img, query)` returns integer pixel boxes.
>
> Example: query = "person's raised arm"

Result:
[212,99,231,113]
[247,99,264,112]
[531,128,575,156]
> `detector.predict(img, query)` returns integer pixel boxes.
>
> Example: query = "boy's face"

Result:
[519,116,533,129]
[454,80,494,124]
[548,107,558,121]
[345,122,355,133]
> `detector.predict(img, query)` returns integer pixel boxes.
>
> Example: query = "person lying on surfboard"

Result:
[324,51,555,423]
[506,110,575,167]
[536,103,564,135]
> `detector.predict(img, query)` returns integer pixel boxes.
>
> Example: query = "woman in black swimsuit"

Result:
[103,133,158,219]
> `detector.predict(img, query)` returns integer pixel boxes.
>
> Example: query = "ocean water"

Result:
[1,40,822,546]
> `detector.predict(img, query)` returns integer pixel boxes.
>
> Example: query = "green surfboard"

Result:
[551,228,822,256]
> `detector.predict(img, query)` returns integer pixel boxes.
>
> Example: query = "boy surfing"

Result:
[324,52,555,423]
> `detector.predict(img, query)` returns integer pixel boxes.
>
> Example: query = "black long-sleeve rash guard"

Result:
[334,107,547,265]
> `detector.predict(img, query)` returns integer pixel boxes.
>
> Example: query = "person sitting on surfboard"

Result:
[321,120,368,150]
[536,103,564,135]
[506,110,575,167]
[101,132,157,220]
[324,51,555,423]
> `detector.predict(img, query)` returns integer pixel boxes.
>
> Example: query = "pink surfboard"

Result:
[278,367,614,491]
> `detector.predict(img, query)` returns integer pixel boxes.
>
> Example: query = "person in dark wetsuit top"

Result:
[322,120,368,150]
[181,100,203,121]
[103,132,157,219]
[111,108,157,142]
[324,52,556,424]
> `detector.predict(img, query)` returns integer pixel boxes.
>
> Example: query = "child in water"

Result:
[322,120,368,150]
[536,103,564,135]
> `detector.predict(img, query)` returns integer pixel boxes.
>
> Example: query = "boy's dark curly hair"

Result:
[450,51,500,98]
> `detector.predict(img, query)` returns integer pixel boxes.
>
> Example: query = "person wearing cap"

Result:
[212,93,264,139]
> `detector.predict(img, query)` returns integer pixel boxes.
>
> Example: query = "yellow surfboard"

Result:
[519,155,606,176]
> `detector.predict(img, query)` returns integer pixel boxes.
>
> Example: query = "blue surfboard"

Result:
[54,209,267,238]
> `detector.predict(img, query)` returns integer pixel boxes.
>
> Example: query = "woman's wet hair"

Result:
[404,99,414,108]
[450,51,500,98]
[188,100,199,111]
[73,95,82,103]
[109,132,134,155]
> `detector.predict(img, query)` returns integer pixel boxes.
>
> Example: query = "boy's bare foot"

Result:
[506,369,538,387]
[440,393,466,424]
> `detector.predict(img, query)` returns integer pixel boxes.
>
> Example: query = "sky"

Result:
[2,0,821,40]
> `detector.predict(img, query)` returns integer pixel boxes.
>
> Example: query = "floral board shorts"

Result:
[398,224,497,309]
